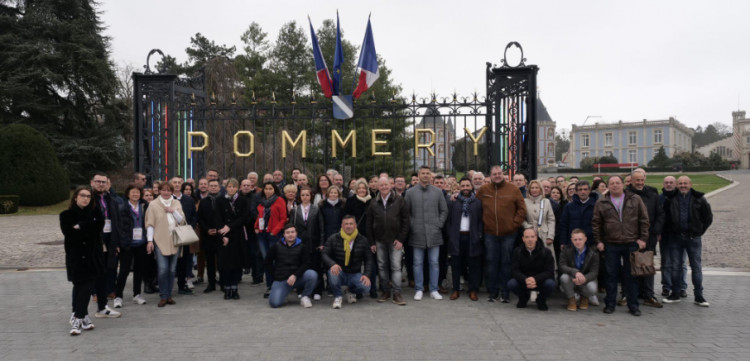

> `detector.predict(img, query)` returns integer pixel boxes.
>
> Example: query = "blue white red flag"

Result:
[332,12,344,96]
[352,17,379,99]
[308,17,333,98]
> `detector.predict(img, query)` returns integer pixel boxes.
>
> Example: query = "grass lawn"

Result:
[0,195,69,217]
[571,174,730,194]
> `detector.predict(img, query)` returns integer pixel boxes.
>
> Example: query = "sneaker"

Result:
[414,291,423,301]
[680,290,688,298]
[300,296,313,308]
[193,277,204,285]
[487,294,499,302]
[589,295,600,306]
[429,291,443,300]
[617,296,627,306]
[643,296,663,308]
[694,296,710,307]
[113,297,123,308]
[500,297,510,303]
[661,289,671,297]
[69,312,75,326]
[70,318,82,336]
[663,293,681,303]
[133,294,147,305]
[346,292,357,304]
[313,294,321,301]
[178,287,194,295]
[263,287,270,299]
[186,279,195,290]
[95,305,121,318]
[81,315,94,330]
[332,297,343,309]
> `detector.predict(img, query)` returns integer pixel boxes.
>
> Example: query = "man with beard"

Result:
[197,180,222,293]
[446,177,483,301]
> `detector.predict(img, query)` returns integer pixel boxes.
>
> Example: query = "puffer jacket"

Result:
[321,232,374,275]
[522,194,555,241]
[365,191,410,245]
[404,184,448,249]
[265,237,311,282]
[476,181,526,236]
[666,188,713,237]
[592,192,650,245]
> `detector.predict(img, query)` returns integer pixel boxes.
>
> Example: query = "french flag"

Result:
[352,17,379,99]
[308,17,333,98]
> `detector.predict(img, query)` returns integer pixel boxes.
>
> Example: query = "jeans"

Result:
[155,246,179,300]
[176,246,191,289]
[484,232,516,298]
[660,234,688,292]
[507,278,556,303]
[604,242,639,310]
[412,246,440,292]
[670,235,703,298]
[115,246,133,298]
[257,232,276,288]
[327,271,369,298]
[451,234,481,293]
[376,242,403,293]
[268,269,318,308]
[559,274,598,299]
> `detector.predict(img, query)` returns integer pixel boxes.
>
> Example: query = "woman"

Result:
[215,178,250,300]
[566,182,576,201]
[140,187,158,294]
[318,186,346,243]
[61,186,107,335]
[313,175,332,205]
[145,181,186,307]
[142,188,155,203]
[368,175,379,198]
[343,179,377,298]
[254,181,288,296]
[116,184,148,307]
[549,185,566,266]
[289,186,322,299]
[283,184,298,216]
[522,180,556,265]
[347,179,358,197]
[592,179,608,197]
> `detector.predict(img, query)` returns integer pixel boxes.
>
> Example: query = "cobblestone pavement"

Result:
[0,215,63,269]
[0,269,749,361]
[701,171,750,270]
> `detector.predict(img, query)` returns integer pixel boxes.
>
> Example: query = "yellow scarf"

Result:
[340,228,358,266]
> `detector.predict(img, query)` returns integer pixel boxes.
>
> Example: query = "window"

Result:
[629,150,637,163]
[654,129,662,143]
[582,152,590,159]
[605,133,613,147]
[605,151,613,157]
[582,134,590,148]
[747,135,750,144]
[628,131,637,145]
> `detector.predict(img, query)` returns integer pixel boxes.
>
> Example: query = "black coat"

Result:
[117,201,146,249]
[264,238,311,282]
[318,200,345,245]
[446,195,483,257]
[94,191,121,268]
[558,193,599,247]
[365,191,410,245]
[666,188,713,238]
[344,195,370,237]
[214,195,250,271]
[627,185,665,250]
[60,206,106,283]
[289,203,320,247]
[511,241,555,285]
[322,232,374,276]
[177,195,198,227]
[198,195,221,252]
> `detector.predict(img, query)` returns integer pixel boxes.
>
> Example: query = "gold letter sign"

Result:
[464,127,488,156]
[282,130,307,158]
[415,128,435,156]
[371,129,391,156]
[331,130,356,158]
[187,131,208,159]
[233,131,255,157]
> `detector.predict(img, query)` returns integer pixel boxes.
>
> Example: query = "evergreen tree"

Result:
[0,0,129,183]
[648,146,671,167]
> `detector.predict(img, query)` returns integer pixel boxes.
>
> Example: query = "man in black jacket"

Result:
[265,224,317,308]
[322,215,374,309]
[507,228,555,310]
[90,172,122,304]
[197,180,222,293]
[663,176,713,307]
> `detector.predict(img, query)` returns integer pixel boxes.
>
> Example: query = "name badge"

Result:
[258,218,265,231]
[133,227,143,241]
[103,219,112,233]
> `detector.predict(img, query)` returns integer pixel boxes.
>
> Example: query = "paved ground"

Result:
[701,171,750,270]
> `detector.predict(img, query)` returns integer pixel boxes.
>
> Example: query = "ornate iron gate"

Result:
[133,43,538,182]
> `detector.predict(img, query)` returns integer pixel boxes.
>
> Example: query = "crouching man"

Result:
[322,215,374,309]
[265,224,318,308]
[558,229,599,311]
[508,228,556,310]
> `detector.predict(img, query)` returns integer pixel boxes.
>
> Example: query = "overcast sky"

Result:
[100,0,750,133]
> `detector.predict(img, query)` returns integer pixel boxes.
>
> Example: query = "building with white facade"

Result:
[569,117,693,168]
[696,110,750,168]
[537,100,556,168]
[415,106,455,171]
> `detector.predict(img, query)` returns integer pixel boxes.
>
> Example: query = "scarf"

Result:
[262,194,279,227]
[457,192,476,217]
[340,228,358,266]
[326,198,339,207]
[356,194,372,203]
[227,192,239,212]
[207,192,218,209]
[159,196,176,231]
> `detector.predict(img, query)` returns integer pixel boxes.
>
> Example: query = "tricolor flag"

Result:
[352,17,379,99]
[308,17,333,98]
[332,12,344,96]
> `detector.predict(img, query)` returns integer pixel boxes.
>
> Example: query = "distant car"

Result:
[556,162,568,168]
[671,163,683,171]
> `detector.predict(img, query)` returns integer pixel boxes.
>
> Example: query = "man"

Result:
[477,166,526,303]
[326,169,338,180]
[559,229,599,311]
[512,173,528,198]
[366,176,410,305]
[659,176,687,298]
[446,177,483,301]
[627,170,665,308]
[291,168,301,184]
[332,173,345,192]
[265,224,317,308]
[296,173,309,187]
[508,228,555,310]
[556,176,566,186]
[593,175,650,316]
[206,169,220,182]
[133,172,147,189]
[394,176,407,196]
[569,176,580,184]
[170,176,197,296]
[246,172,260,191]
[197,178,209,199]
[404,166,448,301]
[322,215,374,309]
[272,170,285,188]
[663,176,713,307]
[409,173,419,187]
[541,179,552,197]
[89,172,122,317]
[548,177,557,188]
[262,173,273,184]
[197,180,222,293]
[240,179,262,283]
[471,172,485,192]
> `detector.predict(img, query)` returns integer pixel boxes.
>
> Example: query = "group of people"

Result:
[61,165,713,336]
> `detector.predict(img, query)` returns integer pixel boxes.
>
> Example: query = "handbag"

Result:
[173,225,199,247]
[630,250,656,277]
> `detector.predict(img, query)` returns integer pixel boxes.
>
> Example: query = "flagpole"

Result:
[350,14,371,98]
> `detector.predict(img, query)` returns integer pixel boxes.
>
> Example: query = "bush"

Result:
[0,195,19,214]
[0,124,70,206]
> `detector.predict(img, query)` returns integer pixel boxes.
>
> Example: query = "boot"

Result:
[232,289,240,300]
[223,289,231,300]
[567,297,577,311]
[579,297,589,310]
